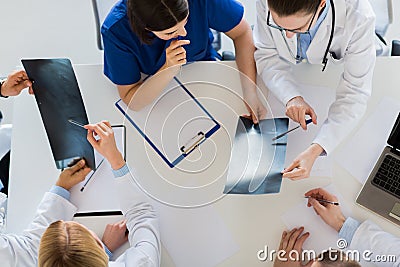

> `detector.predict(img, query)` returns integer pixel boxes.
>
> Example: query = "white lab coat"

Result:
[0,170,160,267]
[254,0,376,155]
[0,192,77,267]
[350,220,400,266]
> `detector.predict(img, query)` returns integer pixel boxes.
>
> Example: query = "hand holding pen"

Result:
[85,121,125,171]
[305,188,346,232]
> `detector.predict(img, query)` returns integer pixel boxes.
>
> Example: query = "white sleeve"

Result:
[351,220,400,266]
[115,170,161,267]
[253,0,301,105]
[0,192,77,267]
[312,9,375,155]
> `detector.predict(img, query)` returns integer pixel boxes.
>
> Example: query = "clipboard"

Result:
[115,77,220,168]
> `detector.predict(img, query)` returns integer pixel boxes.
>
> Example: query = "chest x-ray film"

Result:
[22,58,95,170]
[115,77,220,168]
[224,116,289,194]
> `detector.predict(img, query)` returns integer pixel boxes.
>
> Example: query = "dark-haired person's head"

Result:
[127,0,189,44]
[311,250,361,267]
[267,0,326,38]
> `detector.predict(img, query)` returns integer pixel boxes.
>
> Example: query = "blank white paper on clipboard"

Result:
[70,125,126,213]
[115,77,220,168]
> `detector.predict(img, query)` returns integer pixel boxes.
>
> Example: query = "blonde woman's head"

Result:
[38,220,108,267]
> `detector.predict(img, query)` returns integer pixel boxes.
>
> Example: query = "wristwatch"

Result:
[0,79,8,98]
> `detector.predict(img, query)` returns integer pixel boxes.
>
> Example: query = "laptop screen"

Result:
[388,112,400,148]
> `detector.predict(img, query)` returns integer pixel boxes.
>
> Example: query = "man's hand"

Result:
[56,159,91,190]
[85,121,125,170]
[1,70,33,97]
[273,227,312,267]
[101,220,129,252]
[243,92,268,124]
[305,188,346,232]
[286,96,317,130]
[282,144,323,180]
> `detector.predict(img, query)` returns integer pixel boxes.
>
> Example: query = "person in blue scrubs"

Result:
[102,0,267,123]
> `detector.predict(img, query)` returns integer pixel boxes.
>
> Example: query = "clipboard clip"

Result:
[180,132,205,154]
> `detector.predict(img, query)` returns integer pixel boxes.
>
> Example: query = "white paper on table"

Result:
[334,97,400,184]
[151,202,240,267]
[281,184,351,254]
[267,83,335,177]
[70,126,125,213]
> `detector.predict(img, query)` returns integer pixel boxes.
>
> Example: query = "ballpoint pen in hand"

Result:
[272,118,313,141]
[68,119,86,129]
[304,196,340,206]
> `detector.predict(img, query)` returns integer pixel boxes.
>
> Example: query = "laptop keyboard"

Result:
[372,154,400,198]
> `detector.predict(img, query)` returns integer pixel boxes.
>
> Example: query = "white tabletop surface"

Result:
[8,58,400,266]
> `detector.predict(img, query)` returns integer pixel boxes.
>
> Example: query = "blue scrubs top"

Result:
[101,0,244,85]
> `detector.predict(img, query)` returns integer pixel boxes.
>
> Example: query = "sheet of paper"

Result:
[267,83,336,177]
[151,202,240,267]
[69,126,125,213]
[334,97,400,184]
[281,184,351,254]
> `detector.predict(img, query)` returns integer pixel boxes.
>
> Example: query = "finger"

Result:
[172,47,186,56]
[87,129,99,149]
[283,228,298,250]
[282,169,307,180]
[307,107,318,125]
[282,159,300,173]
[299,109,307,130]
[278,231,286,250]
[91,124,108,139]
[287,227,304,250]
[74,166,91,181]
[102,120,112,130]
[285,227,303,251]
[99,121,114,136]
[308,197,326,216]
[67,159,86,173]
[169,40,190,50]
[294,231,310,251]
[29,87,34,95]
[305,188,338,202]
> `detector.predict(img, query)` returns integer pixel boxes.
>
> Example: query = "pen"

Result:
[272,118,313,141]
[80,158,105,192]
[304,196,339,206]
[68,119,86,129]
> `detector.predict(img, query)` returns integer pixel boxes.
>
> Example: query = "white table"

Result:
[8,59,400,266]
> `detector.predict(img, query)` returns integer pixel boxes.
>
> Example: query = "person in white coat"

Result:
[38,121,161,267]
[254,0,376,179]
[0,156,92,267]
[306,187,399,266]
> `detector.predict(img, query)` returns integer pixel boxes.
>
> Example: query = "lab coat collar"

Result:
[306,0,346,64]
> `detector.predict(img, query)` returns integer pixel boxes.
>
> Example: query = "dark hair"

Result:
[316,250,361,267]
[267,0,320,17]
[127,0,189,44]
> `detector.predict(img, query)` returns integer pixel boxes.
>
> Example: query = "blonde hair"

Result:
[38,220,108,267]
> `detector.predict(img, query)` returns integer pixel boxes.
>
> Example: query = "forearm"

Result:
[122,65,179,111]
[113,166,161,265]
[233,32,257,97]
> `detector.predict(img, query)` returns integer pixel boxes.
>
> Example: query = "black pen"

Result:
[304,196,339,206]
[80,158,105,192]
[272,118,313,141]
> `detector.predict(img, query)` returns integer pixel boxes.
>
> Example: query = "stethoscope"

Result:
[322,0,335,71]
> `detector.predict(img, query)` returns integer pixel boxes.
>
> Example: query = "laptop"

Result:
[357,112,400,225]
[21,58,95,170]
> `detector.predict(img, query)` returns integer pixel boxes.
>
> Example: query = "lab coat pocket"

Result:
[329,52,344,65]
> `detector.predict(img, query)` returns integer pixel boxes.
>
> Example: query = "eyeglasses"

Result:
[266,7,319,35]
[267,7,319,62]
